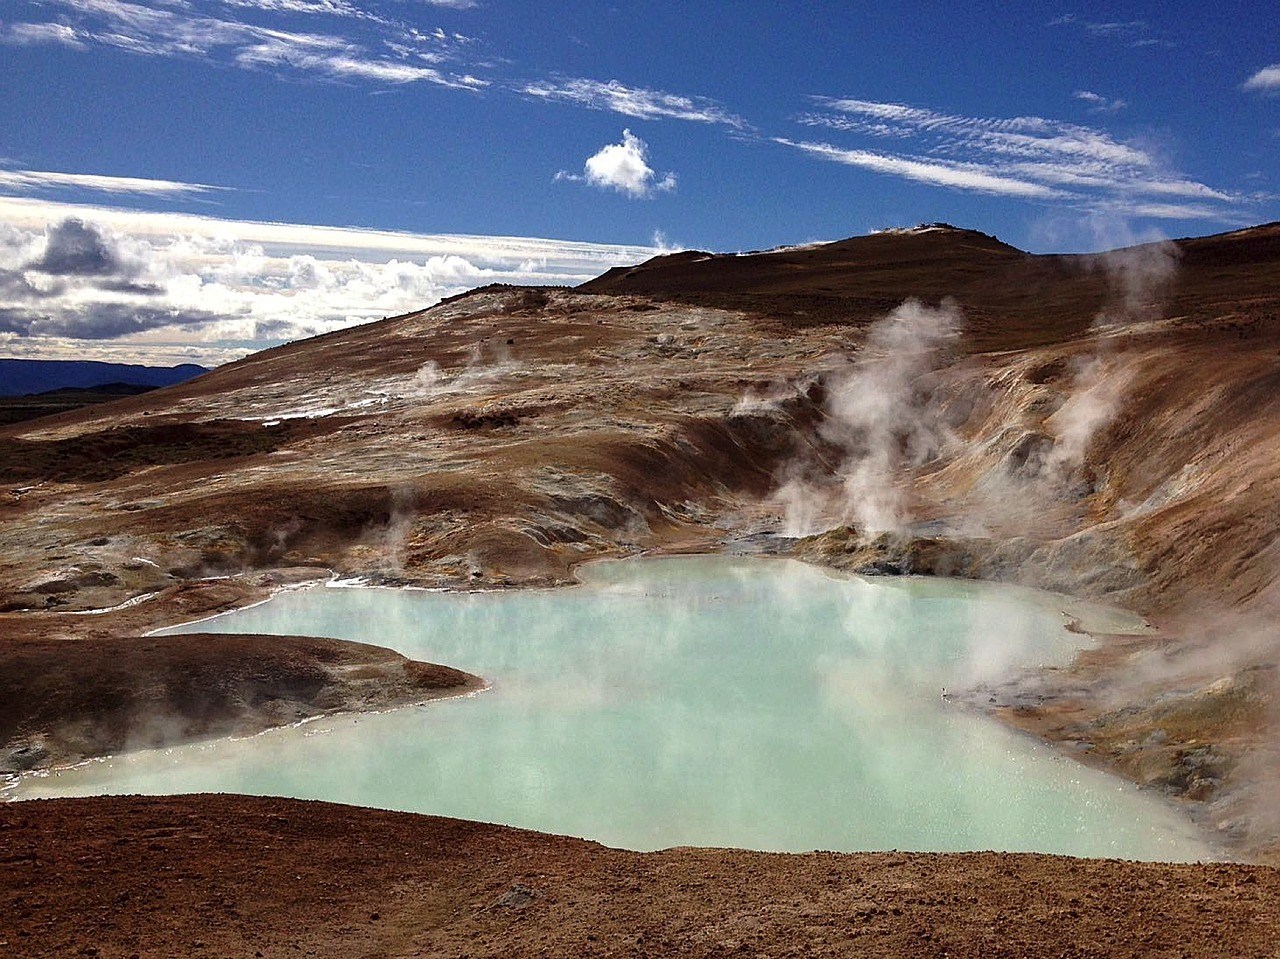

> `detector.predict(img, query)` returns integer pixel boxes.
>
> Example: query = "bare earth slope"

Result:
[0,632,481,773]
[3,794,1277,959]
[1,224,1279,868]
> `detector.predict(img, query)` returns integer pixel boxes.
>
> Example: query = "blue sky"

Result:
[1,0,1277,364]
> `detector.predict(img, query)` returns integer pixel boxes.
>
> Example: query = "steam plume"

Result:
[777,299,962,536]
[1036,231,1181,487]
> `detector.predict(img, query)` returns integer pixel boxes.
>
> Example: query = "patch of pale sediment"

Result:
[324,577,452,593]
[142,573,333,636]
[61,591,162,616]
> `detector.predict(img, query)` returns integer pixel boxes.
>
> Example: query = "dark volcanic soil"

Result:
[2,794,1277,959]
[0,632,481,773]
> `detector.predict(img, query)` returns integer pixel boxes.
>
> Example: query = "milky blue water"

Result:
[10,557,1210,860]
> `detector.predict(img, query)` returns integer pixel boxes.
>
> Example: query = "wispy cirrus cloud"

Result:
[784,96,1238,219]
[1049,14,1145,37]
[1243,64,1280,93]
[522,77,745,127]
[1048,14,1175,49]
[0,169,225,198]
[1102,201,1234,220]
[2,0,482,88]
[4,0,730,122]
[773,139,1062,198]
[216,0,382,20]
[1,21,87,47]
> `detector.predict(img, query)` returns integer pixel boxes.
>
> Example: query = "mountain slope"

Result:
[1,222,1279,855]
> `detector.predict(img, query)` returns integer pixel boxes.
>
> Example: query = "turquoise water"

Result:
[10,557,1210,860]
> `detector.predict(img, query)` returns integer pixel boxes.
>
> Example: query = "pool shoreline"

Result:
[6,552,1229,863]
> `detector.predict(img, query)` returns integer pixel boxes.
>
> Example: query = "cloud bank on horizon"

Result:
[0,197,653,366]
[0,0,1277,363]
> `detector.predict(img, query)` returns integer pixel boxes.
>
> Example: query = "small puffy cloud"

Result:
[1243,64,1280,92]
[557,130,677,199]
[1073,90,1127,113]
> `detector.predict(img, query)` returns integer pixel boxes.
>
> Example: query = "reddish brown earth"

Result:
[2,223,1280,950]
[3,794,1277,959]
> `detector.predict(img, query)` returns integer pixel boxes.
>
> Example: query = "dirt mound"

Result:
[0,632,480,771]
[2,794,1276,958]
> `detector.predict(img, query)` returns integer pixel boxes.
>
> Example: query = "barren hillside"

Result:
[4,794,1277,959]
[2,223,1279,861]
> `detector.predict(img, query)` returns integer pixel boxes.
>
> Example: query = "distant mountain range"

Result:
[0,360,208,398]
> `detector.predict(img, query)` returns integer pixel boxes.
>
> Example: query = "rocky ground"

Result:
[1,223,1279,948]
[3,794,1277,959]
[0,628,481,774]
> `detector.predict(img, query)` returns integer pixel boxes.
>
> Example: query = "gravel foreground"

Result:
[1,794,1276,958]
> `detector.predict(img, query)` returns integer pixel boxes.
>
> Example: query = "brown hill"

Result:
[582,222,1280,350]
[1,221,1279,863]
[3,794,1277,959]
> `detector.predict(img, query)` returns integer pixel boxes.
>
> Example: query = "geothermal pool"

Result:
[11,557,1211,860]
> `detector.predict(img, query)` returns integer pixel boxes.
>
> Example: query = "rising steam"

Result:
[1034,232,1181,487]
[775,299,963,537]
[409,343,520,399]
[1086,232,1181,327]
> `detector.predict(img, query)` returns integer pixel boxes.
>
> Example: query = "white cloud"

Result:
[1,22,87,47]
[234,38,475,86]
[788,96,1241,219]
[774,139,1063,198]
[4,2,740,125]
[807,98,1151,167]
[1049,14,1146,37]
[1243,64,1280,92]
[0,197,657,365]
[1048,14,1174,48]
[0,169,224,197]
[558,130,677,198]
[7,0,480,88]
[1090,200,1245,221]
[650,229,683,252]
[1073,89,1127,113]
[522,78,744,127]
[217,0,375,18]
